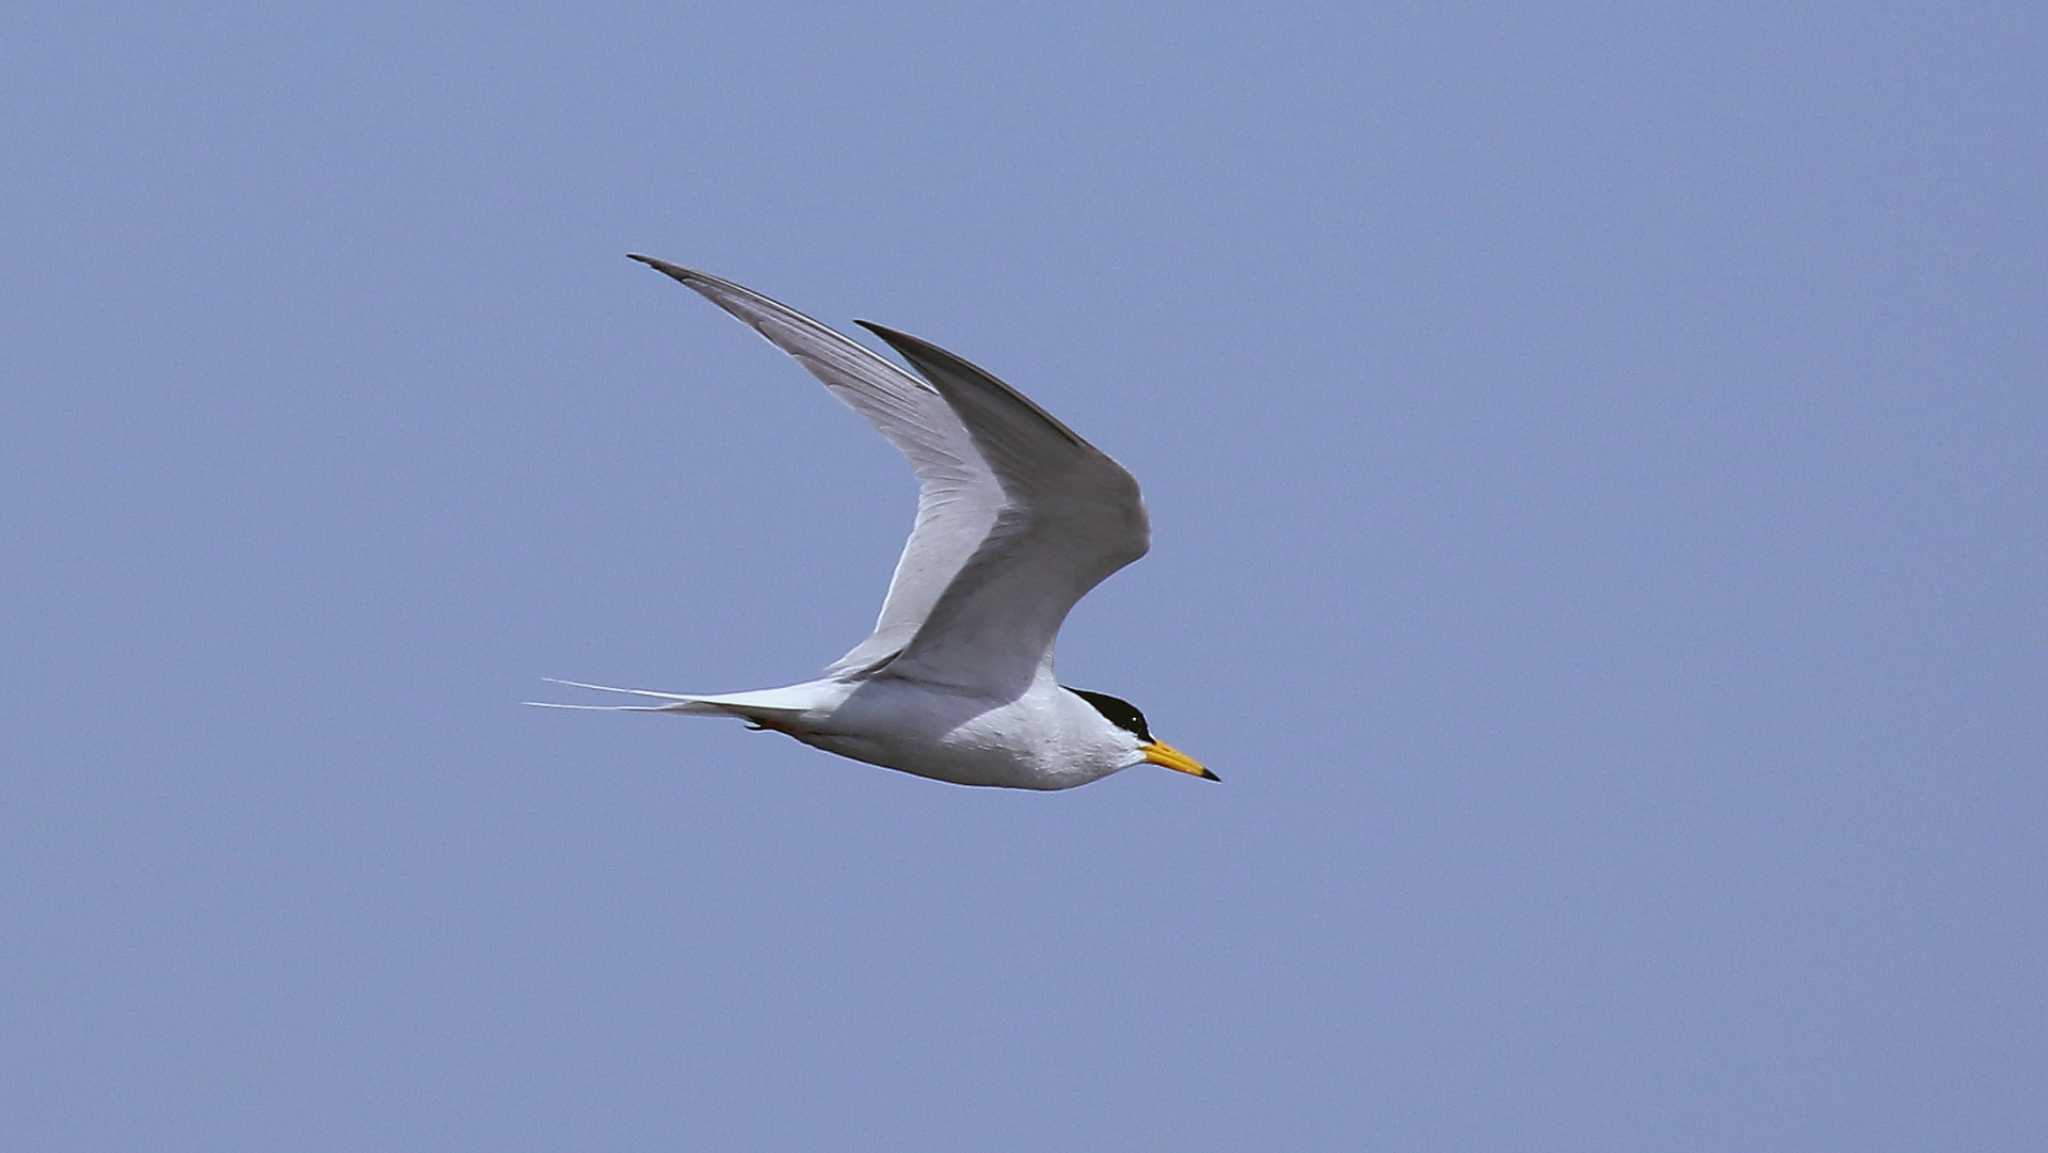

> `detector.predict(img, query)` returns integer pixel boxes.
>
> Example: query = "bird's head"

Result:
[1065,687,1217,782]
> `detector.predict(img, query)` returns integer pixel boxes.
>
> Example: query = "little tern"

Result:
[533,256,1214,791]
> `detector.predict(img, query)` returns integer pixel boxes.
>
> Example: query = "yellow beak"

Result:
[1142,740,1219,781]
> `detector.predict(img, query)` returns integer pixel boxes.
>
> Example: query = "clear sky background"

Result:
[6,5,2044,1150]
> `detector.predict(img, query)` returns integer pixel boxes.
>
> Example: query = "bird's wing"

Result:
[630,256,1002,673]
[854,323,1149,695]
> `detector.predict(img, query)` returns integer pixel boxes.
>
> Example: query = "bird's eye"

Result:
[1066,686,1152,743]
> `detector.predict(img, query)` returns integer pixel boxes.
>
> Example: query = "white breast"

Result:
[783,674,1121,790]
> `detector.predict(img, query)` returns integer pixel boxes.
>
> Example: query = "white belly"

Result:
[771,676,1109,791]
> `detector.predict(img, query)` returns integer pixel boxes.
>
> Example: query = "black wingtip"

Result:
[627,253,697,285]
[854,319,930,359]
[1200,767,1222,782]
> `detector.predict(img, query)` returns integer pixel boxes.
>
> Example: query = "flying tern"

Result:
[534,256,1213,791]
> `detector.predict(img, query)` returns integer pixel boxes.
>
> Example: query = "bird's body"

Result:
[534,257,1212,791]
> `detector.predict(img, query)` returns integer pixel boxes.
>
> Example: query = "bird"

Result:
[532,256,1213,791]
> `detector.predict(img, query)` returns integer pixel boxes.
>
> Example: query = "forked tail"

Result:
[525,678,813,726]
[525,677,730,715]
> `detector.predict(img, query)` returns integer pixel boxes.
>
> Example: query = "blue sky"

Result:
[6,4,2044,1149]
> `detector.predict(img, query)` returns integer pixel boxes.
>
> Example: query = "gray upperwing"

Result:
[630,257,1009,674]
[854,322,1149,695]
